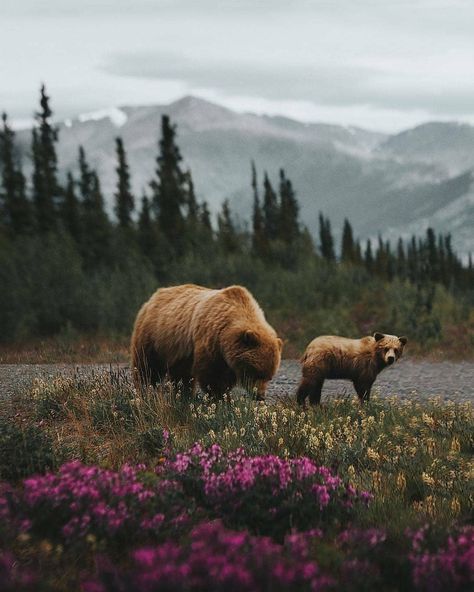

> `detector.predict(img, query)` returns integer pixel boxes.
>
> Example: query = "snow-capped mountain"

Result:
[15,96,474,256]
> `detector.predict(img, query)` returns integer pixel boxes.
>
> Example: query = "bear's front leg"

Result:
[193,349,236,399]
[353,380,374,402]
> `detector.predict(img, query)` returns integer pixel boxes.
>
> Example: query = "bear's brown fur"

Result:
[296,332,407,405]
[131,284,282,399]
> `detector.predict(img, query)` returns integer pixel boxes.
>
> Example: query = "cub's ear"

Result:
[399,336,408,346]
[373,332,385,342]
[277,337,283,352]
[240,330,259,347]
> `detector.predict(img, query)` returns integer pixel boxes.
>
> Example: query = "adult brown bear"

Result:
[131,284,282,400]
[296,332,407,405]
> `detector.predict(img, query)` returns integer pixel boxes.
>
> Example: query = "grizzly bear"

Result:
[296,332,407,405]
[131,284,282,400]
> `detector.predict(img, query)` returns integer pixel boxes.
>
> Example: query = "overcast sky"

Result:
[1,0,473,131]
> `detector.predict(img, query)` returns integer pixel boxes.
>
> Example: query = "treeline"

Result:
[0,86,473,348]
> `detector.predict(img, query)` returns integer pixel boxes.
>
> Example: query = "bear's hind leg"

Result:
[296,377,324,406]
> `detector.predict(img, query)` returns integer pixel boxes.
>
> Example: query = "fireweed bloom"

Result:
[83,520,334,592]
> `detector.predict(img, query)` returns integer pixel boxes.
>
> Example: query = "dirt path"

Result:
[0,359,473,403]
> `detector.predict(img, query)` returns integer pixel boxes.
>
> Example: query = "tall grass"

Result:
[4,369,472,535]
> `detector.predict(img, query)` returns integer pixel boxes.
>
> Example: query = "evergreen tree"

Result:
[407,236,419,282]
[31,84,61,233]
[396,238,406,278]
[217,199,239,253]
[278,168,299,243]
[78,147,110,266]
[184,170,199,222]
[374,235,384,276]
[200,201,212,232]
[114,137,134,228]
[150,115,186,253]
[262,172,279,241]
[61,172,81,242]
[364,239,374,273]
[137,194,156,257]
[0,112,31,234]
[425,227,438,281]
[251,162,265,256]
[341,218,355,263]
[318,213,335,261]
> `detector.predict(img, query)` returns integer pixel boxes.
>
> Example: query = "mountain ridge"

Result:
[14,95,474,256]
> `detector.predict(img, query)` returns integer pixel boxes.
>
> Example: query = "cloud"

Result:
[103,50,474,117]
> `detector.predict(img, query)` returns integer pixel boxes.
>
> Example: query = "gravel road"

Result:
[1,359,473,403]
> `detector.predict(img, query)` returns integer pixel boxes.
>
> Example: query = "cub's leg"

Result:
[192,349,236,399]
[353,380,374,402]
[296,376,324,406]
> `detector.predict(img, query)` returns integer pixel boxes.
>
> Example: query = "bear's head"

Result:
[224,325,283,400]
[373,332,407,367]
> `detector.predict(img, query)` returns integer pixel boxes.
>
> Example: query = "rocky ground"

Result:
[1,359,473,403]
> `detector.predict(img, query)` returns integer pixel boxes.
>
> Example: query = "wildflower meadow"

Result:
[0,370,472,590]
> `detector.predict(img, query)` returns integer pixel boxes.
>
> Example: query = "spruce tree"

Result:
[396,238,406,278]
[0,112,32,234]
[262,172,279,241]
[364,239,374,273]
[217,199,239,253]
[251,162,265,256]
[341,218,355,262]
[31,84,61,233]
[199,202,212,231]
[61,172,81,242]
[318,213,335,261]
[138,194,156,256]
[184,170,199,222]
[150,115,186,253]
[407,235,419,282]
[78,147,110,266]
[114,137,134,228]
[278,168,299,243]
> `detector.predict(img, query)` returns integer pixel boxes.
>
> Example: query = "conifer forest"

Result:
[1,86,473,354]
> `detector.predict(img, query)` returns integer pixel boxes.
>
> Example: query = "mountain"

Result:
[15,96,474,256]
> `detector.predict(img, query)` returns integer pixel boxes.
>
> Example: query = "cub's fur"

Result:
[297,332,407,405]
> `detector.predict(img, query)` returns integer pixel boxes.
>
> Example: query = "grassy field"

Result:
[0,371,473,591]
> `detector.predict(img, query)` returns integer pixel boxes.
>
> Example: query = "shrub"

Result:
[163,443,372,539]
[0,419,56,481]
[410,525,474,592]
[83,520,334,592]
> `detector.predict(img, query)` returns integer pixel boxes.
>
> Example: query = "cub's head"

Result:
[225,326,283,400]
[373,332,407,367]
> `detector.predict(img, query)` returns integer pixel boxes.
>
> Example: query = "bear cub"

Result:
[297,332,407,405]
[131,284,282,400]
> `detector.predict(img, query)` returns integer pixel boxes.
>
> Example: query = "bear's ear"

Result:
[277,337,283,352]
[399,336,408,346]
[373,332,385,342]
[240,330,259,347]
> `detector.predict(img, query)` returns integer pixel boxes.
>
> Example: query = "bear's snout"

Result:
[387,355,395,365]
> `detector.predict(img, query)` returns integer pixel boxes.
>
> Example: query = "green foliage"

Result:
[114,137,135,228]
[0,113,32,235]
[0,418,56,480]
[31,85,60,234]
[0,87,472,351]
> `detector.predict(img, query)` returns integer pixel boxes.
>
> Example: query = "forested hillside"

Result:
[1,87,473,355]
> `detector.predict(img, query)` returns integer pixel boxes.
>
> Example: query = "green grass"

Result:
[2,368,472,540]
